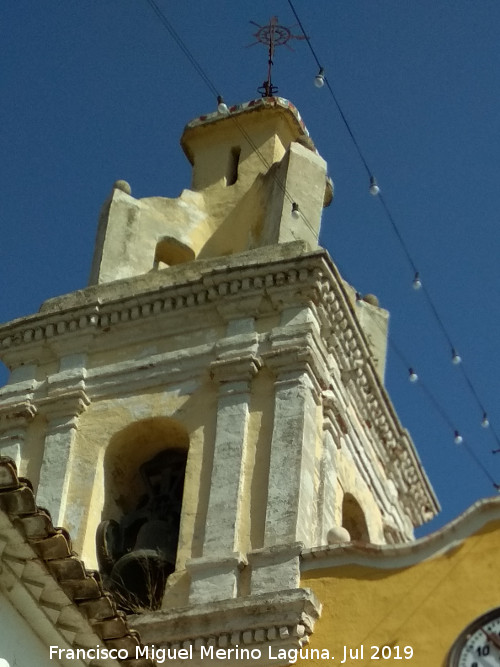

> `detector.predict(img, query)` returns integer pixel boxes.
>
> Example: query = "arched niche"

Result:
[98,417,190,612]
[153,236,195,270]
[103,417,189,516]
[341,492,370,542]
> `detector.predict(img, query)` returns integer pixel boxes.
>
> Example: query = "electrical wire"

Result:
[286,0,371,176]
[145,0,221,99]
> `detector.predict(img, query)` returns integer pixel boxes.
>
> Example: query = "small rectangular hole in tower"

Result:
[226,146,241,186]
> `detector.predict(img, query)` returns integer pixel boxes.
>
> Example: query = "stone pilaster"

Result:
[0,364,39,468]
[262,349,322,549]
[0,401,37,468]
[187,552,247,605]
[36,390,90,527]
[248,542,302,596]
[188,352,261,603]
[317,389,342,543]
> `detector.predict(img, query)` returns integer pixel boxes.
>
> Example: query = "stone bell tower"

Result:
[0,97,438,661]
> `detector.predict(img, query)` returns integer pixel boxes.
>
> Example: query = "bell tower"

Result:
[0,97,438,660]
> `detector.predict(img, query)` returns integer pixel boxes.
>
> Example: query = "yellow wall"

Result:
[299,519,500,667]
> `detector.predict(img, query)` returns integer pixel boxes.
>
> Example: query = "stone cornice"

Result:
[130,588,321,667]
[0,400,37,430]
[0,246,319,360]
[182,97,309,139]
[314,259,440,524]
[209,354,263,385]
[36,389,91,427]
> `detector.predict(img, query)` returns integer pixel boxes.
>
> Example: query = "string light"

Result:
[365,311,498,487]
[481,413,490,429]
[408,368,418,383]
[217,95,229,115]
[314,67,325,88]
[412,272,422,290]
[369,176,380,196]
[291,202,300,219]
[451,349,462,365]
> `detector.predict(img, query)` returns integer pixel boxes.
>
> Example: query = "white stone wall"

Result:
[0,592,65,667]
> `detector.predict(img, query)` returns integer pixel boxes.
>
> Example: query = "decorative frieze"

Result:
[131,587,321,667]
[0,258,321,355]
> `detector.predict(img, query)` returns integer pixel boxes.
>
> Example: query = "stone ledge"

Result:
[130,588,321,666]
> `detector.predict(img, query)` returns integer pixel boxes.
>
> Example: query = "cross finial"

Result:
[248,16,306,97]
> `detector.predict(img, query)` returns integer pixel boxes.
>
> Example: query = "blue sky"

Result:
[2,2,500,536]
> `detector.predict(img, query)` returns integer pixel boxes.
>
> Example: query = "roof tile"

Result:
[0,456,155,666]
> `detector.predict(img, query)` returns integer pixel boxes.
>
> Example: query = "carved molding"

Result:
[130,588,321,667]
[0,400,37,431]
[209,354,263,385]
[261,345,325,405]
[36,389,91,427]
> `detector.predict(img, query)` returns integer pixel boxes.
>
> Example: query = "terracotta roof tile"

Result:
[0,455,155,666]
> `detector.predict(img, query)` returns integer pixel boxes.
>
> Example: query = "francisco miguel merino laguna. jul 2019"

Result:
[49,643,415,663]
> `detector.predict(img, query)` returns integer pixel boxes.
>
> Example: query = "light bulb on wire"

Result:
[412,272,422,290]
[369,176,380,196]
[481,413,490,429]
[291,202,300,219]
[454,431,463,445]
[451,349,462,365]
[408,368,418,383]
[217,95,229,115]
[314,67,325,88]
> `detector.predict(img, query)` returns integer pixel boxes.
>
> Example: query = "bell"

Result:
[110,549,173,612]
